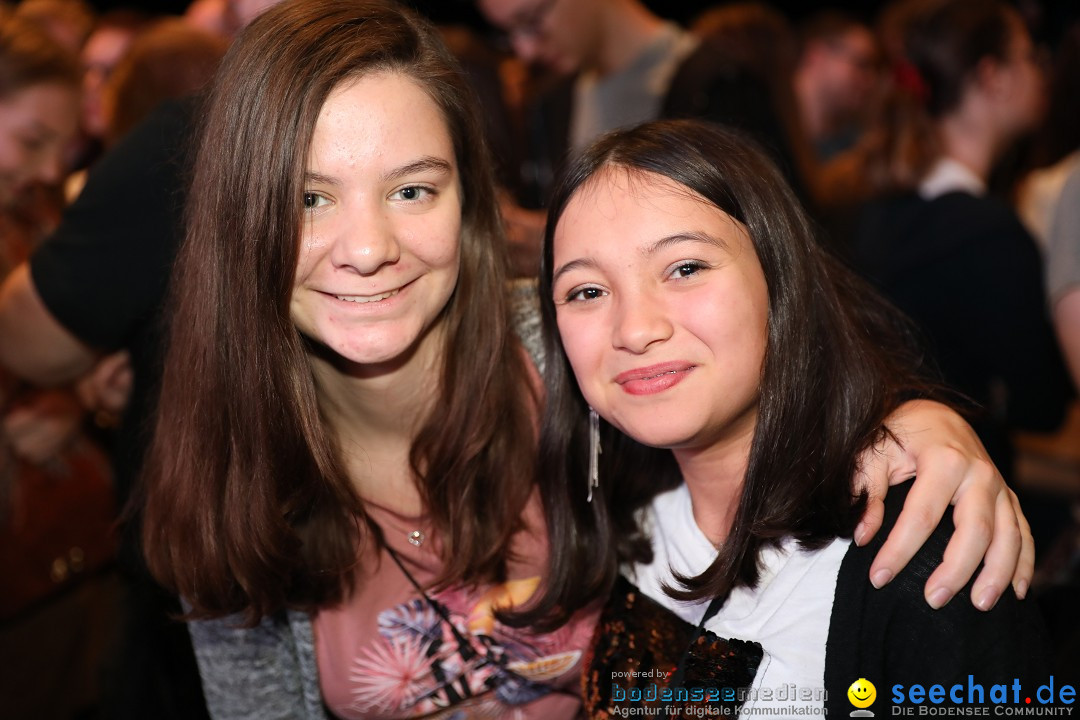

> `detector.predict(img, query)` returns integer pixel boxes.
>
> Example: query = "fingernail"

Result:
[975,587,1000,612]
[871,569,893,589]
[1015,579,1029,600]
[854,522,869,546]
[928,587,953,609]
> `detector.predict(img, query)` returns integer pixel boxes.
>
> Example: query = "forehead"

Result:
[559,167,733,231]
[0,83,78,129]
[554,166,749,256]
[309,72,454,168]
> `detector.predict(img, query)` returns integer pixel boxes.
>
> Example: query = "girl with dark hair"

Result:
[529,119,1048,717]
[138,1,1041,718]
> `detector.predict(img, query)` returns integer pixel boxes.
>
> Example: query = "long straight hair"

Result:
[140,0,537,622]
[513,120,936,630]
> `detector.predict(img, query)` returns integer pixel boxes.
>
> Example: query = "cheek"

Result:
[0,136,25,174]
[406,210,461,271]
[556,313,603,395]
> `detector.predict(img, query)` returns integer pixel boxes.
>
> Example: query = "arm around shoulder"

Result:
[826,484,1051,714]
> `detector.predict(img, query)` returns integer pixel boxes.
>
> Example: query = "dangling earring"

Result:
[588,407,601,502]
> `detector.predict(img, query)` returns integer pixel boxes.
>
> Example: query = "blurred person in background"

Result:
[477,0,798,273]
[0,0,280,716]
[101,17,227,146]
[183,0,230,37]
[0,13,118,720]
[1016,21,1080,249]
[685,2,817,206]
[793,10,880,162]
[75,9,151,172]
[13,0,93,55]
[836,0,1072,553]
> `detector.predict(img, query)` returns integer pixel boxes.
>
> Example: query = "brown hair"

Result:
[141,0,537,622]
[511,120,936,629]
[0,12,79,99]
[12,0,94,52]
[104,19,228,145]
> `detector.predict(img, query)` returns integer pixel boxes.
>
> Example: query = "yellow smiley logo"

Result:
[848,678,877,708]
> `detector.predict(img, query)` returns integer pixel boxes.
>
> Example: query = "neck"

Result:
[937,104,998,182]
[591,0,667,77]
[308,326,444,513]
[672,427,754,547]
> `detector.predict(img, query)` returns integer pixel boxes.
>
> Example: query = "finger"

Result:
[962,489,1022,611]
[855,493,884,547]
[1008,489,1035,599]
[868,464,957,592]
[920,478,996,609]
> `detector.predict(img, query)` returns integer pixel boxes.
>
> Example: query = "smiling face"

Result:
[289,71,462,374]
[551,167,769,455]
[0,83,78,206]
[847,678,877,708]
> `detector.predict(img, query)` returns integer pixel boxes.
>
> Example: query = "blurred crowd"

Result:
[0,0,1077,717]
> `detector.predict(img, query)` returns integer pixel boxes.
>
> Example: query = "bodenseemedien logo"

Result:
[849,678,878,717]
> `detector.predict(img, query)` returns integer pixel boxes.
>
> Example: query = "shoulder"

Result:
[186,610,328,719]
[508,278,544,373]
[825,482,1049,707]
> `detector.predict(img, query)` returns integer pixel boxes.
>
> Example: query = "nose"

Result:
[611,290,673,354]
[329,204,401,275]
[34,149,66,185]
[511,34,540,63]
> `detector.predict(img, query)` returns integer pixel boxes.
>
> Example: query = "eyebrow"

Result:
[303,156,453,187]
[381,156,453,183]
[641,231,730,257]
[551,230,730,286]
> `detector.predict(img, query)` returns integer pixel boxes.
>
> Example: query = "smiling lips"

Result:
[615,362,696,396]
[333,289,400,303]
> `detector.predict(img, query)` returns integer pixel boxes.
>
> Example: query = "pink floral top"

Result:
[313,495,596,719]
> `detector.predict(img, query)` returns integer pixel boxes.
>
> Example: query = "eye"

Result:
[564,285,606,303]
[390,185,433,202]
[668,260,707,279]
[303,191,330,210]
[18,136,45,153]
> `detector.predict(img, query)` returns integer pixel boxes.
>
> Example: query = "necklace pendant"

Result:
[408,530,425,547]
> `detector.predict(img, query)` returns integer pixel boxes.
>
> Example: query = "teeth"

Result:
[335,289,399,303]
[645,370,680,380]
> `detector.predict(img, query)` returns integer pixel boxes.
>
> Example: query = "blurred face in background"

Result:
[81,25,138,138]
[0,83,79,206]
[990,18,1044,141]
[805,25,879,128]
[225,0,285,33]
[478,0,600,76]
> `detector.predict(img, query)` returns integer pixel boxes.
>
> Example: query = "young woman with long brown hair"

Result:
[139,1,1040,717]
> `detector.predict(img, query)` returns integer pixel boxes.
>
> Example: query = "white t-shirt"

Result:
[625,483,852,714]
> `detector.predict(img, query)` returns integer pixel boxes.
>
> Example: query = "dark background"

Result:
[75,0,1080,48]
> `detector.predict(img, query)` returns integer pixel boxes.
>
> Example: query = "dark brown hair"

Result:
[141,0,537,622]
[513,120,935,629]
[0,12,79,99]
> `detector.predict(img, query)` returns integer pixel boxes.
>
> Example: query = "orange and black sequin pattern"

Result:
[583,575,763,718]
